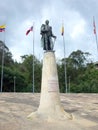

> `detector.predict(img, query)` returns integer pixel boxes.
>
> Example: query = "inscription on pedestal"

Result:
[48,79,59,92]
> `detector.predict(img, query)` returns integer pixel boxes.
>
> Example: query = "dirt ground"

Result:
[0,93,98,130]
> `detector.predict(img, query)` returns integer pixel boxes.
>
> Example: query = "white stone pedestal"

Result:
[28,51,72,121]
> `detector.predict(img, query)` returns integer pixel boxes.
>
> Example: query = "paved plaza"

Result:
[0,93,98,130]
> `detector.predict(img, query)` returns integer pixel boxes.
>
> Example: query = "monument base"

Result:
[28,51,73,121]
[28,109,73,121]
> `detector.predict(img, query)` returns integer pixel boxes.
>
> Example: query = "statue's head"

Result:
[45,20,49,25]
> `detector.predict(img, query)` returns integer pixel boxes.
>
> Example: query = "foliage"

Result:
[0,41,14,67]
[58,50,98,93]
[20,54,42,92]
[0,41,98,93]
[0,66,27,92]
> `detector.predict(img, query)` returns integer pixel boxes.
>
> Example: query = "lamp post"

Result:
[68,76,70,93]
[14,76,16,92]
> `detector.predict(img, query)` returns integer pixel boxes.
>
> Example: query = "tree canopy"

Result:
[0,41,98,93]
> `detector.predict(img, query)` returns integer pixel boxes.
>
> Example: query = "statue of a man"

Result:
[40,20,56,51]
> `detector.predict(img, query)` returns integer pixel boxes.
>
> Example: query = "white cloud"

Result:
[70,19,86,39]
[0,0,98,62]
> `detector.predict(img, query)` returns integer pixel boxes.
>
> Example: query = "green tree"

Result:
[0,66,27,92]
[76,64,98,93]
[20,55,42,92]
[68,50,90,69]
[0,41,14,67]
[58,50,92,93]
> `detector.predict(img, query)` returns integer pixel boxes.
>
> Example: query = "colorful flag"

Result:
[61,25,64,36]
[26,26,33,35]
[0,25,6,32]
[93,17,96,35]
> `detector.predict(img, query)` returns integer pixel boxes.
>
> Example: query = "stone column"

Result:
[28,51,72,121]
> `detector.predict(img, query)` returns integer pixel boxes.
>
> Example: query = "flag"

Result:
[26,26,33,35]
[0,25,6,32]
[61,25,64,36]
[93,17,96,35]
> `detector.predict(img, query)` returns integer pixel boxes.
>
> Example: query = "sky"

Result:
[0,0,98,62]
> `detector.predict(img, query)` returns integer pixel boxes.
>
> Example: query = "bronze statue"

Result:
[40,20,56,51]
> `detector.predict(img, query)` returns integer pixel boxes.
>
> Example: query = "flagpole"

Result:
[32,22,35,93]
[26,25,34,93]
[95,33,98,55]
[61,21,67,93]
[1,44,4,92]
[93,16,98,59]
[1,30,5,92]
[63,35,68,93]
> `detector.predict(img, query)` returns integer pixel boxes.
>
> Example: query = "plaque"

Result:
[48,79,59,92]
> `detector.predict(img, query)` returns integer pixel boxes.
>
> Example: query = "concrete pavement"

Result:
[0,93,98,130]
